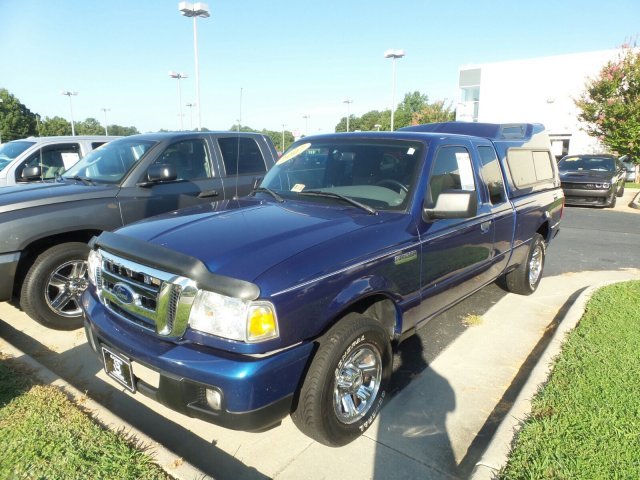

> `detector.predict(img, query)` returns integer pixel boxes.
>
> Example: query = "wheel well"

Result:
[537,221,549,242]
[13,230,102,298]
[335,294,399,340]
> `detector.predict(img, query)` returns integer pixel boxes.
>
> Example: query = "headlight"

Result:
[602,182,611,189]
[87,249,102,286]
[188,290,278,342]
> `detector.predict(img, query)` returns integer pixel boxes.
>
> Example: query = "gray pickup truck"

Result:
[0,131,278,329]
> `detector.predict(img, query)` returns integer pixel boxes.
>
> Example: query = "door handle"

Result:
[197,190,219,199]
[480,221,491,233]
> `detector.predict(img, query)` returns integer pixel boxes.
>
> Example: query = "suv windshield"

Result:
[0,140,35,172]
[63,138,156,184]
[558,156,615,173]
[260,139,425,211]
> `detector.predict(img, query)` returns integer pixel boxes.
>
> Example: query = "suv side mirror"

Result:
[20,166,42,181]
[146,164,177,183]
[423,190,477,220]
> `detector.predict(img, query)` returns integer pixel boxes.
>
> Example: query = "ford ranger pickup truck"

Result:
[0,131,277,329]
[83,122,564,447]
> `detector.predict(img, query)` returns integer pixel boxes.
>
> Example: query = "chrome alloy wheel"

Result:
[528,244,543,288]
[333,344,382,424]
[45,260,89,317]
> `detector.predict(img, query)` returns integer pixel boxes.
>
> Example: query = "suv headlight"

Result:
[87,249,102,286]
[188,290,279,342]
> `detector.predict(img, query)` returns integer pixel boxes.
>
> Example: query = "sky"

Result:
[1,0,639,136]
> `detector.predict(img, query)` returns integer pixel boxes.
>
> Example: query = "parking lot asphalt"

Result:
[0,189,639,480]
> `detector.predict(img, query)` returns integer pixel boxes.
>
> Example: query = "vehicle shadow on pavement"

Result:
[0,318,271,480]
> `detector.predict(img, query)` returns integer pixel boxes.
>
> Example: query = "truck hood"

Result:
[0,180,118,213]
[117,198,388,283]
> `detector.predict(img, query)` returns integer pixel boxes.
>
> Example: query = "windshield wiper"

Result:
[298,190,376,215]
[251,186,284,203]
[66,175,95,186]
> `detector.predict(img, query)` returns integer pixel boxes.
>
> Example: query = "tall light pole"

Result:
[186,102,196,130]
[61,91,78,136]
[281,124,286,152]
[303,114,310,136]
[169,71,188,130]
[179,2,210,132]
[100,107,110,135]
[384,49,405,131]
[343,99,353,132]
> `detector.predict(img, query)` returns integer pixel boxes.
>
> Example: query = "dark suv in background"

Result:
[558,154,626,207]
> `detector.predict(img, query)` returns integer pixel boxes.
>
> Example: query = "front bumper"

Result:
[0,252,20,301]
[561,187,613,206]
[83,290,315,432]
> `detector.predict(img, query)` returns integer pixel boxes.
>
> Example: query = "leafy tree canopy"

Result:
[229,124,295,152]
[576,46,640,163]
[0,88,37,141]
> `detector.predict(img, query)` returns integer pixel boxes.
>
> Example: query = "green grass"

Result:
[0,357,173,480]
[625,181,640,189]
[500,281,640,479]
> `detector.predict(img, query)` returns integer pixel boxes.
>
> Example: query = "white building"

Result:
[456,49,623,159]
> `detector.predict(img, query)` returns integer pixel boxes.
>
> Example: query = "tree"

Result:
[39,116,71,136]
[394,91,429,128]
[228,124,295,152]
[0,88,37,142]
[575,46,640,163]
[412,99,455,124]
[76,117,104,135]
[107,125,139,136]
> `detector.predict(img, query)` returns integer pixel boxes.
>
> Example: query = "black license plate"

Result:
[102,346,135,392]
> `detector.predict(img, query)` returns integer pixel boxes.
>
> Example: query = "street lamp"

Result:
[281,124,286,152]
[343,99,353,132]
[185,102,196,130]
[383,48,405,131]
[61,91,78,136]
[100,107,110,135]
[169,71,188,130]
[302,114,310,136]
[178,1,210,132]
[374,124,381,132]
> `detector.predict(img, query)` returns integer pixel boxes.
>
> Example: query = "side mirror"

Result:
[146,164,177,183]
[423,190,477,220]
[20,166,42,181]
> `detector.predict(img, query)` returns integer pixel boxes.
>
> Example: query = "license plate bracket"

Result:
[102,345,135,392]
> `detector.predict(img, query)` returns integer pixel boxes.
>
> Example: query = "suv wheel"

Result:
[291,313,391,447]
[20,242,90,330]
[505,233,546,295]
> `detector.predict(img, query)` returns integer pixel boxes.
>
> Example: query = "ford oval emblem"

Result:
[113,283,135,305]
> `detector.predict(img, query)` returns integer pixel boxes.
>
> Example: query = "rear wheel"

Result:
[617,184,625,197]
[505,233,545,295]
[20,242,90,330]
[291,313,391,447]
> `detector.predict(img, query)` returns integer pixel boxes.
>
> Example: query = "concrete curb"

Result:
[0,338,211,480]
[469,280,621,480]
[630,189,640,209]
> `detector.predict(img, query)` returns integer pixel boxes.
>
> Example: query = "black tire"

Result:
[505,233,545,295]
[608,193,617,208]
[291,313,392,447]
[20,242,90,330]
[617,184,625,197]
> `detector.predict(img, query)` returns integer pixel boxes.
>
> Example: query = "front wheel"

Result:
[505,233,546,295]
[291,313,392,447]
[20,242,90,330]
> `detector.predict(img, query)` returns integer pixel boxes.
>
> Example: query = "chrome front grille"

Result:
[97,250,198,338]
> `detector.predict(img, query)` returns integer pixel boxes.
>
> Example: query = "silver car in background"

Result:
[0,135,120,186]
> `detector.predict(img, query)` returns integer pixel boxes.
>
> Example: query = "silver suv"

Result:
[0,135,120,186]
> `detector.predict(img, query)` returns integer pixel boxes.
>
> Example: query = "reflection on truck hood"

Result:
[559,171,615,183]
[117,198,393,283]
[0,181,117,212]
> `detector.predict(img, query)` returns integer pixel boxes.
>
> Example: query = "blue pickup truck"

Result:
[83,122,564,447]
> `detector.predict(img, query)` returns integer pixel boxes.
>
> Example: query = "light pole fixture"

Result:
[100,107,110,135]
[178,1,210,132]
[281,124,286,152]
[302,114,310,136]
[61,90,78,136]
[374,124,381,132]
[343,99,353,132]
[383,48,405,131]
[169,71,188,130]
[186,102,196,130]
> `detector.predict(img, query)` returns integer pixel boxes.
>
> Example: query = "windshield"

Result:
[558,156,615,173]
[63,138,156,183]
[260,139,425,211]
[0,141,35,172]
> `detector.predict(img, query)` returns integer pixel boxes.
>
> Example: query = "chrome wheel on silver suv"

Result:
[45,259,88,318]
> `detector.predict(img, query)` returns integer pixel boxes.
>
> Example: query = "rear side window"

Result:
[477,146,506,204]
[507,149,555,188]
[19,143,80,180]
[218,137,267,175]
